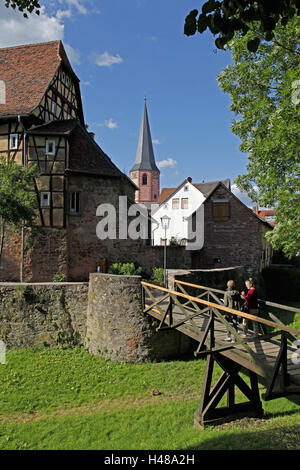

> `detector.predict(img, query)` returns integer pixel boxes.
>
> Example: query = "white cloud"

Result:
[157,158,178,170]
[56,9,72,20]
[65,0,88,15]
[231,183,257,207]
[152,139,162,145]
[104,118,118,129]
[91,51,124,67]
[65,43,81,64]
[92,118,119,130]
[0,5,64,48]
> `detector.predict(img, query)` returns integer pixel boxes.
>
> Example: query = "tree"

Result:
[3,0,40,17]
[184,1,300,52]
[217,18,300,258]
[0,158,38,262]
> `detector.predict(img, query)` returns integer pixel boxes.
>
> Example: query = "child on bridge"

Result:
[223,280,241,343]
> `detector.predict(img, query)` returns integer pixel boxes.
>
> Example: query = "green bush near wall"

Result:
[108,263,142,276]
[261,266,300,301]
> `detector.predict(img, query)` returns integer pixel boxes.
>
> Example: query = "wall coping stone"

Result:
[0,282,89,286]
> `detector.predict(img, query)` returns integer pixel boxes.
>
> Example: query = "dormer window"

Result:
[46,140,56,155]
[9,134,18,150]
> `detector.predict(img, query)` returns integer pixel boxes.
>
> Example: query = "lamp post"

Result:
[161,215,171,287]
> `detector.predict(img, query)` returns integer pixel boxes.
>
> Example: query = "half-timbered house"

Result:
[0,40,138,281]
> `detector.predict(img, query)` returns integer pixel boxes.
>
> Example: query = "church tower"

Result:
[130,99,160,205]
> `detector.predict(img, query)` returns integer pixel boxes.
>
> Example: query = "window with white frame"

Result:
[9,134,18,150]
[46,140,56,155]
[40,192,51,208]
[181,198,188,209]
[70,192,80,214]
[172,198,179,209]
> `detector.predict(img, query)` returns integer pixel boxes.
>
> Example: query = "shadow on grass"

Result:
[184,424,300,450]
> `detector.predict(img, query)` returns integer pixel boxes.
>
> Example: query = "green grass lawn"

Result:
[0,347,300,450]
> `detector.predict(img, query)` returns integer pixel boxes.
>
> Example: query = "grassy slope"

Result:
[0,348,300,450]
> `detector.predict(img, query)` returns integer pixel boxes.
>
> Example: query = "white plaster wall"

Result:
[152,181,205,250]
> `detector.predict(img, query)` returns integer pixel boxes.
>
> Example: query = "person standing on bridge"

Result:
[242,278,259,338]
[223,280,241,343]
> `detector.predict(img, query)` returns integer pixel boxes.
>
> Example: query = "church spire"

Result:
[131,99,159,172]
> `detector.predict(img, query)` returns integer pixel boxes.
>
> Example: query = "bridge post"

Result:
[194,352,264,428]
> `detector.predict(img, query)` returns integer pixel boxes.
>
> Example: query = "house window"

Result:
[172,198,179,209]
[46,140,56,155]
[62,72,70,87]
[213,200,230,222]
[131,172,137,179]
[70,192,80,214]
[181,198,188,209]
[142,173,147,185]
[154,194,157,200]
[40,192,51,208]
[184,185,189,191]
[9,134,18,150]
[51,91,57,116]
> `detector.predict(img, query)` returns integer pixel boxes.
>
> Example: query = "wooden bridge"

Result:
[141,280,300,428]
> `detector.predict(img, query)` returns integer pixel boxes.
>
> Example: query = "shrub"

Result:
[52,273,66,283]
[169,236,185,246]
[151,267,164,285]
[108,263,142,276]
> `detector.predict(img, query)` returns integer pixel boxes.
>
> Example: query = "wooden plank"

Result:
[141,282,300,336]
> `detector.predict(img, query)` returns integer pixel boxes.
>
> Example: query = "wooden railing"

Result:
[142,281,300,338]
[142,280,300,400]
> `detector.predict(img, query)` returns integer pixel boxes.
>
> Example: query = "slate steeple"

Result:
[130,98,160,204]
[131,98,159,172]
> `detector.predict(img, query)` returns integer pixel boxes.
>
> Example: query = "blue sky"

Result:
[0,0,254,205]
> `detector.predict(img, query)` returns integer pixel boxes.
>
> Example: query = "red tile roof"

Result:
[0,40,79,118]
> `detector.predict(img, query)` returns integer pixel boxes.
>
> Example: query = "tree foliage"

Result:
[4,0,40,17]
[217,18,300,257]
[184,1,300,52]
[0,157,38,260]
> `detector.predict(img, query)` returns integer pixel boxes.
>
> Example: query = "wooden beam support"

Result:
[194,353,264,428]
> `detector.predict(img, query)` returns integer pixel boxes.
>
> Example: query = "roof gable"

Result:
[205,181,273,228]
[0,40,80,118]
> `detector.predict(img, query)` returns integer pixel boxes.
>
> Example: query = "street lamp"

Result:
[160,215,171,287]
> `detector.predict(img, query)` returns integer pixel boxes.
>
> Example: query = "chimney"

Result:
[89,132,95,140]
[187,177,192,183]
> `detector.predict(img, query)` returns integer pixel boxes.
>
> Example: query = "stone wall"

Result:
[85,273,196,362]
[0,282,88,348]
[0,275,196,361]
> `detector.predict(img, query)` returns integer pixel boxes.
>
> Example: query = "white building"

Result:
[152,177,230,250]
